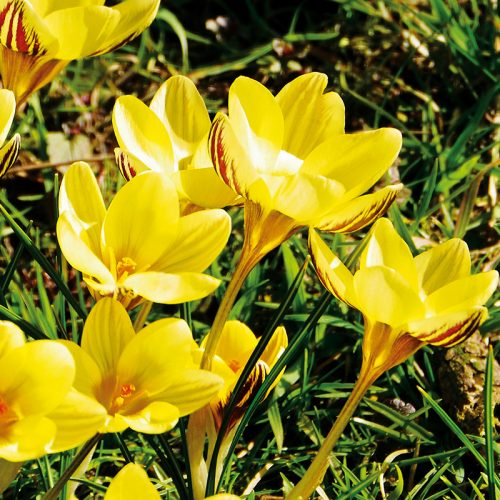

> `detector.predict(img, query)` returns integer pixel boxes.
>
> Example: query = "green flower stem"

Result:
[44,434,101,500]
[200,244,260,370]
[287,371,377,499]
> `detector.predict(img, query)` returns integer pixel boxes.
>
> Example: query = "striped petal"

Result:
[114,148,151,181]
[0,0,57,55]
[0,133,20,179]
[407,307,487,347]
[123,272,220,305]
[113,95,175,174]
[415,238,471,296]
[276,72,345,157]
[315,184,402,233]
[209,112,266,202]
[149,75,211,162]
[300,128,402,199]
[308,229,355,306]
[228,76,283,171]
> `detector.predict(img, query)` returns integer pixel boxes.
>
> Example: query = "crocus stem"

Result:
[44,434,101,500]
[287,372,377,499]
[200,246,261,370]
[133,300,152,332]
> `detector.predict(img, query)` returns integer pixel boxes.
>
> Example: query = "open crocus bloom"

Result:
[309,218,499,380]
[209,72,403,255]
[0,0,160,105]
[60,299,224,434]
[113,75,238,211]
[0,89,20,178]
[57,161,231,309]
[0,321,104,461]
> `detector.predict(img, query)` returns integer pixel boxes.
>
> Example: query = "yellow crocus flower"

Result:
[104,462,241,500]
[309,218,498,375]
[60,298,224,435]
[113,75,238,211]
[0,0,160,105]
[201,71,402,370]
[56,161,231,309]
[0,320,103,461]
[189,321,287,499]
[289,218,499,498]
[0,89,19,178]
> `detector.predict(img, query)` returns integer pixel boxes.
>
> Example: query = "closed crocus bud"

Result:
[0,0,160,105]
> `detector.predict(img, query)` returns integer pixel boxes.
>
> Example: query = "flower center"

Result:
[116,257,137,281]
[228,359,241,373]
[0,396,17,426]
[110,383,137,414]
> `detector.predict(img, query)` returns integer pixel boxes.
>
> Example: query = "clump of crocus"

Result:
[202,71,402,368]
[0,320,104,462]
[0,89,19,178]
[59,298,224,435]
[57,161,231,309]
[287,218,499,498]
[113,75,237,211]
[0,0,160,105]
[189,321,287,499]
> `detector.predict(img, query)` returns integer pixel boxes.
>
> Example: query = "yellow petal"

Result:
[276,72,344,157]
[260,325,288,367]
[211,321,258,369]
[123,271,220,304]
[353,266,424,326]
[103,172,179,269]
[154,369,224,416]
[117,318,194,393]
[0,89,15,145]
[0,321,24,360]
[105,463,160,500]
[0,416,56,461]
[308,228,355,306]
[47,388,106,453]
[113,95,175,174]
[149,75,211,162]
[415,238,471,296]
[58,161,106,252]
[424,270,498,315]
[122,401,179,434]
[273,172,345,222]
[0,0,57,55]
[151,209,231,273]
[56,213,114,285]
[0,340,74,415]
[301,128,402,199]
[57,340,102,398]
[175,167,239,208]
[0,134,20,179]
[407,307,487,348]
[228,76,283,171]
[314,184,402,233]
[209,112,262,200]
[360,218,418,289]
[81,298,135,378]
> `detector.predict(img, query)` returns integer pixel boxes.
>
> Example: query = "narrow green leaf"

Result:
[484,346,497,500]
